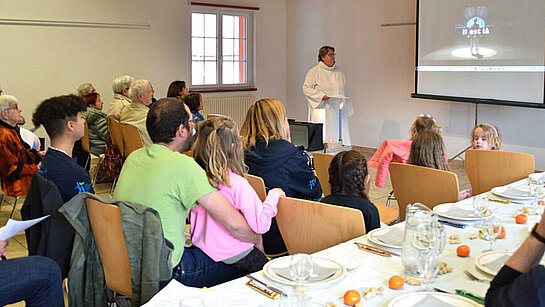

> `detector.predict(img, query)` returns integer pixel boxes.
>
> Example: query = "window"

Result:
[190,5,256,90]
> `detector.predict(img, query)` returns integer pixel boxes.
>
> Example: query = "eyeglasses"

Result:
[185,117,199,125]
[326,53,336,57]
[3,105,19,111]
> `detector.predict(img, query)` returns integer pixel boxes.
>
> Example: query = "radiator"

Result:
[201,96,255,127]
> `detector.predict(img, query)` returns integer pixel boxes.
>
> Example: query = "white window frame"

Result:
[189,5,256,90]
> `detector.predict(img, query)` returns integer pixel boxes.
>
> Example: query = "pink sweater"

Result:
[368,139,412,187]
[189,170,281,262]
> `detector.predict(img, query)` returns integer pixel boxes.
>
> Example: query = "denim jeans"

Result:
[172,246,246,288]
[230,247,268,274]
[0,255,64,307]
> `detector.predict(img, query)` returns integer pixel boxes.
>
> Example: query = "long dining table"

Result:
[144,177,539,306]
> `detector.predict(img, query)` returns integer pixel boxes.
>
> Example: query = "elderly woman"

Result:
[240,98,322,256]
[82,92,109,155]
[0,95,41,196]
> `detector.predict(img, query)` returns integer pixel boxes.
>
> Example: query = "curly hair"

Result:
[192,117,247,188]
[470,123,502,150]
[240,98,288,149]
[329,150,369,199]
[408,131,449,171]
[32,94,86,138]
[409,114,441,140]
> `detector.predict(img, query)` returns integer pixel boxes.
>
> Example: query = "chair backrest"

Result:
[182,150,193,157]
[389,162,459,221]
[81,119,90,154]
[120,123,143,157]
[465,149,535,195]
[313,152,370,197]
[85,198,132,297]
[206,113,225,119]
[275,196,366,254]
[108,116,125,159]
[247,174,267,202]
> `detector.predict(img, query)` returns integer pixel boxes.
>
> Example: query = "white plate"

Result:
[476,251,513,276]
[263,256,345,286]
[433,203,492,221]
[388,292,480,307]
[367,227,404,249]
[491,185,535,200]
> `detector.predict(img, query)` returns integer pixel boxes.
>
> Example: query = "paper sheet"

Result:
[0,215,50,240]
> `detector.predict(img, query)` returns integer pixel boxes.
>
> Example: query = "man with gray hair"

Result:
[119,79,154,146]
[107,75,134,120]
[76,83,96,97]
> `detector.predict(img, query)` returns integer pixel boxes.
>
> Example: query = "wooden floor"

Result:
[0,147,470,306]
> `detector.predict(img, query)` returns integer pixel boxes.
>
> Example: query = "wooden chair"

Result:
[107,117,125,159]
[120,123,143,157]
[465,149,535,195]
[86,198,132,298]
[389,162,459,221]
[247,174,267,202]
[206,113,225,119]
[275,196,366,254]
[81,119,91,169]
[313,152,335,197]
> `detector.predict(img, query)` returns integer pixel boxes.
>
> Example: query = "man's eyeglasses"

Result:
[3,105,19,111]
[185,117,199,125]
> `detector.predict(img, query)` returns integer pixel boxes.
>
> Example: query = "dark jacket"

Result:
[59,193,173,307]
[321,194,381,233]
[20,172,73,278]
[245,139,322,255]
[83,107,109,156]
[485,265,545,306]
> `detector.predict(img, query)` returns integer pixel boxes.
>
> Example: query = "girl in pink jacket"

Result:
[190,117,284,274]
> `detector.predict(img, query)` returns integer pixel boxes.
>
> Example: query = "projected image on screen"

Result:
[416,0,545,105]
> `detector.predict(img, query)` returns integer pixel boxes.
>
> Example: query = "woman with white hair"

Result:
[0,95,41,197]
[107,75,134,120]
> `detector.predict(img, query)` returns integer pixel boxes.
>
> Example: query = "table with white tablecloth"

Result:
[145,178,538,306]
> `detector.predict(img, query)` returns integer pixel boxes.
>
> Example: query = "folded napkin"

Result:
[482,254,511,274]
[373,228,404,246]
[272,261,339,283]
[444,205,477,219]
[412,295,455,307]
[503,186,533,198]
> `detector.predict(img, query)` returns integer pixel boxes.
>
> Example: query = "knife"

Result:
[435,287,484,304]
[354,242,400,257]
[246,274,288,297]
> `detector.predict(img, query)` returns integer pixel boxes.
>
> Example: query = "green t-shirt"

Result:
[114,144,215,267]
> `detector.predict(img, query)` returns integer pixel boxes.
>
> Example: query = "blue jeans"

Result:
[0,255,64,307]
[172,246,246,288]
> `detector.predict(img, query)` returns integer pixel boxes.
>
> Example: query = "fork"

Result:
[464,269,491,283]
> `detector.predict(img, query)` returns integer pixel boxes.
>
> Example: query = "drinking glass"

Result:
[481,218,502,252]
[416,248,440,292]
[530,180,545,218]
[472,196,489,227]
[289,254,313,306]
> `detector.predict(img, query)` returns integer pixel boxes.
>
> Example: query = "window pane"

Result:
[222,61,234,84]
[222,38,234,61]
[204,38,217,60]
[192,13,204,37]
[192,61,205,85]
[223,15,234,38]
[192,37,204,61]
[223,61,246,84]
[204,62,217,85]
[204,14,217,37]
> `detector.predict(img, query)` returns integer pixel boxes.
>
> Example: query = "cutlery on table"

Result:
[353,242,400,257]
[246,274,288,297]
[464,269,491,283]
[434,287,485,304]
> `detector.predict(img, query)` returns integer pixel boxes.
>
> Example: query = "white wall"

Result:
[0,0,286,132]
[285,0,545,169]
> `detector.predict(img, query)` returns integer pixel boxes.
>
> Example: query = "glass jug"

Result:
[401,203,446,277]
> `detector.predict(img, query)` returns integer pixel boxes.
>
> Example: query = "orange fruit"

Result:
[389,275,404,290]
[516,214,528,224]
[343,290,361,306]
[539,200,545,206]
[494,226,506,239]
[457,245,471,257]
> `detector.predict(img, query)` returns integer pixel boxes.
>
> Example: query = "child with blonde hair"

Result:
[409,114,442,140]
[471,124,502,150]
[190,117,284,273]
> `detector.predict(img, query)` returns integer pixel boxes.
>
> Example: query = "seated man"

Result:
[119,79,154,146]
[107,75,134,120]
[32,94,94,202]
[114,98,261,288]
[0,239,64,306]
[0,95,41,197]
[485,211,545,306]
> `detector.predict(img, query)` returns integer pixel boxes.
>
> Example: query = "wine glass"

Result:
[290,254,313,305]
[472,196,489,227]
[481,218,502,252]
[530,180,544,218]
[416,247,440,292]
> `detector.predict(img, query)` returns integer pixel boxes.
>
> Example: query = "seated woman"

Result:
[369,114,441,187]
[241,98,322,256]
[408,130,449,171]
[0,95,41,197]
[184,93,204,121]
[82,92,109,156]
[321,150,380,232]
[166,80,189,99]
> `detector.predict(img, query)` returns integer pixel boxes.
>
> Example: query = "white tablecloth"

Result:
[145,178,537,306]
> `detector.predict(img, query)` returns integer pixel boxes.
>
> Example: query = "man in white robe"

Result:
[303,46,353,145]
